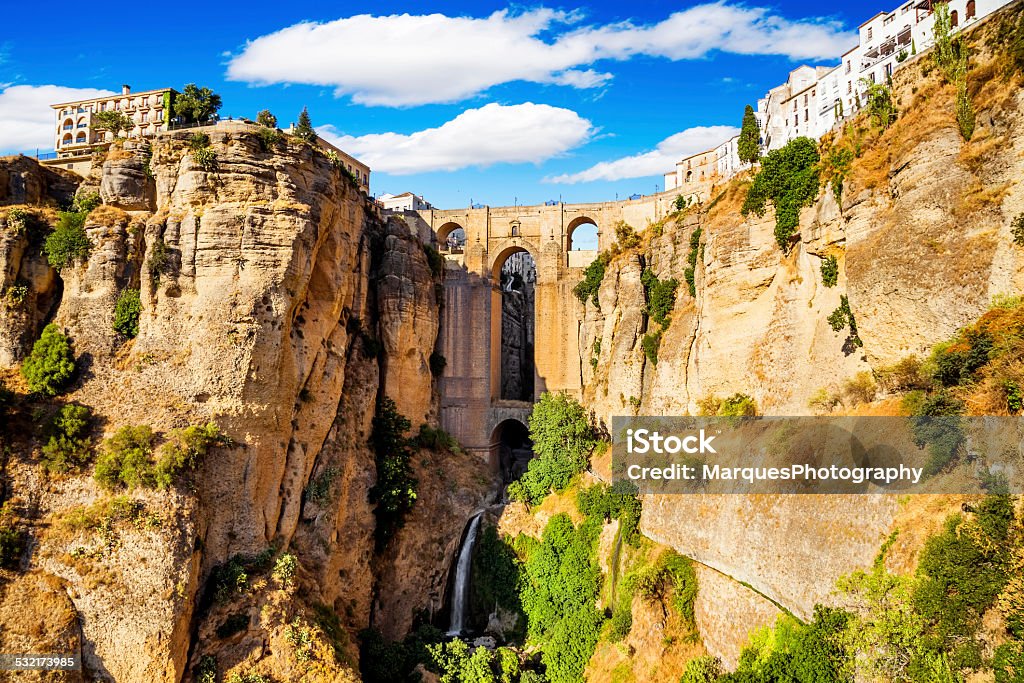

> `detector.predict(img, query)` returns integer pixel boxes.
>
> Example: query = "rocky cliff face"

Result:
[0,128,488,681]
[578,9,1024,665]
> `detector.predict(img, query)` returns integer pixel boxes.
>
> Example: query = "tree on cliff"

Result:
[294,107,317,143]
[738,104,761,164]
[173,84,222,124]
[91,111,134,138]
[256,109,277,128]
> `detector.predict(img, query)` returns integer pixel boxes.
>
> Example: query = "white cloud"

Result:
[318,102,594,175]
[545,125,739,184]
[226,4,856,106]
[0,84,115,154]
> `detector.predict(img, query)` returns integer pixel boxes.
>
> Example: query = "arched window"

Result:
[77,117,87,128]
[950,9,959,26]
[966,0,976,18]
[61,133,72,146]
[62,118,74,131]
[75,131,87,143]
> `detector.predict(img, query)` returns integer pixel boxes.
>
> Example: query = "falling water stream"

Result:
[447,512,484,636]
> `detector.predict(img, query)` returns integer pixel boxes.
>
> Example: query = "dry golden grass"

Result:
[957,130,1005,175]
[954,182,1014,218]
[87,204,129,228]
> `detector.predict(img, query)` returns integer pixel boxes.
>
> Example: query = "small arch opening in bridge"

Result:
[494,248,536,402]
[437,222,466,254]
[490,418,534,485]
[566,216,598,251]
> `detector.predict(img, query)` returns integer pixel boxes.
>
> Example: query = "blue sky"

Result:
[0,0,879,207]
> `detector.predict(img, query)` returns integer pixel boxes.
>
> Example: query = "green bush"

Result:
[20,324,76,396]
[573,253,609,306]
[742,137,820,251]
[613,221,640,250]
[685,227,702,297]
[861,80,897,130]
[226,671,269,683]
[828,295,863,354]
[147,237,172,283]
[576,480,642,546]
[190,146,217,170]
[305,466,339,505]
[414,424,460,452]
[94,425,156,489]
[272,552,298,586]
[642,330,662,366]
[719,393,758,417]
[631,551,697,624]
[641,268,679,327]
[930,329,992,386]
[470,525,523,630]
[368,397,417,549]
[681,655,723,683]
[508,393,596,505]
[41,404,93,473]
[45,210,91,270]
[187,132,210,150]
[113,288,142,338]
[820,255,839,287]
[153,422,225,488]
[519,514,604,683]
[1012,213,1024,247]
[256,126,283,151]
[914,495,1014,653]
[195,655,217,683]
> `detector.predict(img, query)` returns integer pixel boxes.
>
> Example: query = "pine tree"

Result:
[737,104,761,165]
[294,107,316,143]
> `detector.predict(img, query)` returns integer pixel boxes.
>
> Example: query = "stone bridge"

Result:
[397,188,708,467]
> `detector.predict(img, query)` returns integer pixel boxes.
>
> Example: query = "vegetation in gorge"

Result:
[577,481,642,546]
[44,209,91,271]
[698,393,758,417]
[573,253,609,307]
[94,422,225,490]
[20,324,76,396]
[820,255,839,287]
[932,2,976,140]
[827,295,863,355]
[41,403,93,473]
[113,288,142,338]
[639,267,679,366]
[741,137,821,251]
[684,227,703,297]
[693,495,1023,683]
[507,392,597,505]
[368,397,418,548]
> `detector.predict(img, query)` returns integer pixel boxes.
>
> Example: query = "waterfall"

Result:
[447,512,483,636]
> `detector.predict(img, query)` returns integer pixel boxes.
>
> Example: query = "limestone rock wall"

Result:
[0,132,483,681]
[576,13,1024,665]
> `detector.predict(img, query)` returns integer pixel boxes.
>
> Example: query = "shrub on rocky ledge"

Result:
[20,324,76,396]
[41,404,93,474]
[44,210,91,271]
[113,288,142,338]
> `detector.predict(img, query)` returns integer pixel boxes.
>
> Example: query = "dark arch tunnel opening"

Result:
[499,250,536,402]
[491,419,534,487]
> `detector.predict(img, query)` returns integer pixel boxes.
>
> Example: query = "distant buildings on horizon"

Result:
[665,0,1007,194]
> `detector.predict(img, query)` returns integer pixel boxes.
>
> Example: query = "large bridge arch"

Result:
[490,243,539,403]
[566,216,599,251]
[437,221,466,253]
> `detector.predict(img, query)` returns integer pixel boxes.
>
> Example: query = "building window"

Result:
[846,60,852,73]
[848,81,853,94]
[951,9,959,26]
[803,94,808,105]
[885,63,893,78]
[966,0,976,18]
[804,109,809,122]
[867,27,873,41]
[869,72,877,84]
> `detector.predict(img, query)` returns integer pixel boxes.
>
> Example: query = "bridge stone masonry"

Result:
[393,182,715,470]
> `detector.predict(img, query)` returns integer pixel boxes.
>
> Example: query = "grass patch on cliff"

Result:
[573,252,610,307]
